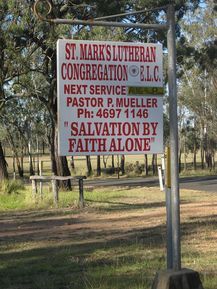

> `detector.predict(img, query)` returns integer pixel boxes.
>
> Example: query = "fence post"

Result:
[32,179,37,198]
[52,178,58,207]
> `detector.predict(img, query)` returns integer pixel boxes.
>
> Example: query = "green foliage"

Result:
[177,2,217,166]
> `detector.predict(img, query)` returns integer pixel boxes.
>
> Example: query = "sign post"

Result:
[167,5,181,270]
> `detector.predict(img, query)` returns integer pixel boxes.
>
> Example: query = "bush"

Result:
[0,179,25,195]
[125,161,144,175]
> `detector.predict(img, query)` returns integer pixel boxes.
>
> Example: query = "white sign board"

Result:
[57,40,163,156]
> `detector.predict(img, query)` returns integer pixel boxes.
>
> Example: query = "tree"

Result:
[178,1,217,169]
[0,0,27,180]
[0,0,202,182]
[0,0,72,185]
[0,96,50,176]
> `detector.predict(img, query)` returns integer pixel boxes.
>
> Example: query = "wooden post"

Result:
[52,178,58,207]
[30,175,86,208]
[32,179,37,198]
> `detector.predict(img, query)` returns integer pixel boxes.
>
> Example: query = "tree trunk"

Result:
[179,149,182,173]
[152,154,157,175]
[111,155,115,170]
[200,145,205,169]
[86,156,92,176]
[144,154,149,176]
[212,152,215,169]
[70,156,75,172]
[0,141,8,180]
[0,36,7,180]
[54,126,71,189]
[15,155,23,177]
[200,123,205,169]
[48,122,57,175]
[193,143,197,170]
[42,140,45,154]
[27,140,34,175]
[155,154,158,173]
[50,137,57,175]
[7,132,23,177]
[13,155,15,177]
[183,136,187,171]
[206,151,212,170]
[20,140,24,174]
[47,122,71,189]
[103,156,107,168]
[97,155,101,176]
[36,136,40,175]
[120,155,125,175]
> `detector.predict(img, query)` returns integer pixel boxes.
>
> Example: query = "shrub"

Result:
[125,162,144,175]
[0,179,25,195]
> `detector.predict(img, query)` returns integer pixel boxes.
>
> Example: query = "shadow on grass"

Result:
[85,199,166,211]
[0,212,166,245]
[184,214,217,229]
[0,208,77,220]
[0,215,215,289]
[0,206,216,289]
[85,199,191,212]
[0,224,166,289]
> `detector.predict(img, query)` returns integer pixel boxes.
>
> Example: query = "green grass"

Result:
[0,186,216,289]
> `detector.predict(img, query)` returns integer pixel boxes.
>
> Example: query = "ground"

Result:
[0,186,216,289]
